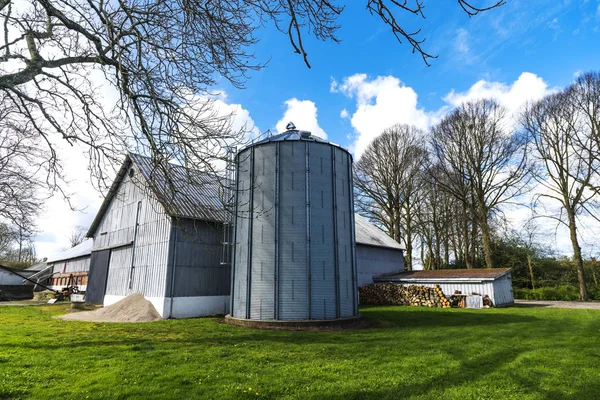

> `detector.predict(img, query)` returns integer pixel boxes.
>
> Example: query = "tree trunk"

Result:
[471,219,477,269]
[404,204,413,271]
[480,217,494,269]
[405,227,413,272]
[527,253,535,290]
[462,203,472,269]
[567,209,589,301]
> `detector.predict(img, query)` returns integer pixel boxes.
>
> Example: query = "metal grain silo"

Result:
[230,124,358,321]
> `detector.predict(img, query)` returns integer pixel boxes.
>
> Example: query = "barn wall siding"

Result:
[356,245,404,287]
[51,257,90,274]
[168,219,230,298]
[92,171,171,299]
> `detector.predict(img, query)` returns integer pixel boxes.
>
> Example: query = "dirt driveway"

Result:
[514,299,600,310]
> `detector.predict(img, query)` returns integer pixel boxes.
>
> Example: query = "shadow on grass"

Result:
[360,307,536,329]
[0,308,538,353]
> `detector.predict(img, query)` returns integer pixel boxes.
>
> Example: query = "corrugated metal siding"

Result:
[105,246,133,296]
[309,143,336,319]
[335,148,355,318]
[232,140,358,321]
[51,257,90,274]
[232,150,250,317]
[277,141,308,320]
[93,171,171,298]
[493,275,514,305]
[249,144,276,319]
[356,245,404,287]
[169,219,230,297]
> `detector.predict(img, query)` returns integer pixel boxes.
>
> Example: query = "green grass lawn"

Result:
[1,305,599,400]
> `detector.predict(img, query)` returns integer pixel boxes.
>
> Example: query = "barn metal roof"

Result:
[129,154,230,223]
[46,239,93,263]
[88,154,230,237]
[375,268,512,282]
[354,214,404,250]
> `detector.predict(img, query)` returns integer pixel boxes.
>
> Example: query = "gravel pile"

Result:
[60,293,161,322]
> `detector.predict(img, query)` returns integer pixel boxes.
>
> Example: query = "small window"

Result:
[129,168,135,178]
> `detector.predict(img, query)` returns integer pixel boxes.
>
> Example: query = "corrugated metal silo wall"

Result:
[231,141,358,320]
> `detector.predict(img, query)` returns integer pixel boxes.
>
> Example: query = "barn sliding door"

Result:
[86,250,111,304]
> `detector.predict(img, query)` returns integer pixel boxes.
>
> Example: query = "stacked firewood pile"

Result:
[359,283,451,308]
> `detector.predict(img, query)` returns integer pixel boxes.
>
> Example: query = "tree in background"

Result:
[354,124,427,270]
[0,0,503,204]
[431,99,531,269]
[68,226,88,248]
[569,72,600,197]
[522,90,597,301]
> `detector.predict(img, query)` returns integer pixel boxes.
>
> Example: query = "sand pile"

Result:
[60,293,162,322]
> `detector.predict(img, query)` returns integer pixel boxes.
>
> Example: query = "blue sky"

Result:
[218,0,600,146]
[36,0,600,258]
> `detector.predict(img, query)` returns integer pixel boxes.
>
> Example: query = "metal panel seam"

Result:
[331,146,340,318]
[274,142,280,320]
[245,148,255,319]
[306,141,312,319]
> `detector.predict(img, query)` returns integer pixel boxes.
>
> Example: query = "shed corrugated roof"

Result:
[46,239,93,263]
[354,214,404,250]
[375,268,512,282]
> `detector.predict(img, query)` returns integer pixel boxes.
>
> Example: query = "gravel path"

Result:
[514,299,600,309]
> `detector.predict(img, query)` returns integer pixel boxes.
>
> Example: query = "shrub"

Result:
[514,285,599,301]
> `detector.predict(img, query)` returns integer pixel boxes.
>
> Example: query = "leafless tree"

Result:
[0,102,41,233]
[0,1,503,208]
[354,124,427,270]
[431,99,531,269]
[68,225,88,248]
[522,90,597,301]
[366,0,504,65]
[568,72,600,197]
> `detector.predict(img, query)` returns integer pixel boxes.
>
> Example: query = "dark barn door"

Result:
[86,250,111,304]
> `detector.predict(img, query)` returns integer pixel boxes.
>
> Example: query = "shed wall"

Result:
[0,270,27,285]
[385,279,513,306]
[356,245,404,287]
[492,275,515,305]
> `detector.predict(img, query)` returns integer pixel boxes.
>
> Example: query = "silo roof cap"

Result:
[251,129,330,145]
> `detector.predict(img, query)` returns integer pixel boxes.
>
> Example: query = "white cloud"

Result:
[443,72,555,129]
[275,98,327,139]
[331,74,438,158]
[340,108,349,119]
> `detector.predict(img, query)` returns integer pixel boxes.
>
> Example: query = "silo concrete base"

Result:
[224,314,364,330]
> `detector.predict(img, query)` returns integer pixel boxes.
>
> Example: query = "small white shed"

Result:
[374,268,514,306]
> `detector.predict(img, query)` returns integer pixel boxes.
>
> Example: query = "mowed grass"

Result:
[1,305,599,400]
